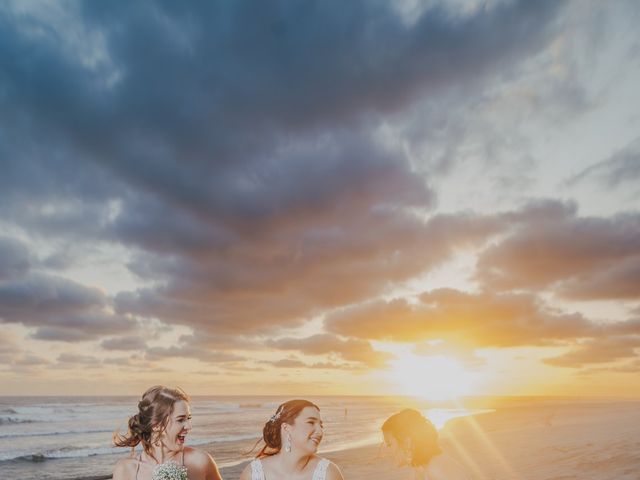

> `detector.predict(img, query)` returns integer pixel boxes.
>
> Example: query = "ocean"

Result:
[0,395,486,480]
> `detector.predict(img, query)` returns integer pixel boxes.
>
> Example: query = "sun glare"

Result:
[388,353,477,401]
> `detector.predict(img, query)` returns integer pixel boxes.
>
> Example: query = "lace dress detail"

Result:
[312,458,330,480]
[250,459,265,480]
[136,451,186,480]
[250,458,330,480]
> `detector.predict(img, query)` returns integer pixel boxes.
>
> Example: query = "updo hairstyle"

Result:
[113,385,190,459]
[257,399,319,457]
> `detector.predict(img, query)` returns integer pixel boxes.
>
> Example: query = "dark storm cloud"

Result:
[0,0,562,232]
[115,210,504,334]
[0,236,31,281]
[0,234,138,341]
[0,0,568,356]
[0,273,135,340]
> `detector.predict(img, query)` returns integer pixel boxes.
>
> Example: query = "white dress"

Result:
[250,458,330,480]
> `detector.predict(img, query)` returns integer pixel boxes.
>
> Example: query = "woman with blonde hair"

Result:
[113,385,223,480]
[240,399,344,480]
[382,409,469,480]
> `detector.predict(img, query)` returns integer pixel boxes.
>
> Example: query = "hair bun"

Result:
[262,419,281,449]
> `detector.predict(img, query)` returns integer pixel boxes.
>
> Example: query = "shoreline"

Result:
[31,400,640,480]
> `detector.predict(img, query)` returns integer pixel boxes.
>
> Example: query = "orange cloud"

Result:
[325,288,594,347]
[543,336,640,368]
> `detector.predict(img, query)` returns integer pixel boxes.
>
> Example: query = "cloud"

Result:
[0,236,31,281]
[145,345,245,364]
[57,353,102,365]
[268,333,393,368]
[325,288,594,347]
[264,357,355,370]
[476,200,640,299]
[556,257,640,300]
[566,136,640,189]
[543,336,640,368]
[101,336,147,351]
[0,332,21,365]
[115,210,503,334]
[268,358,307,369]
[0,235,138,341]
[0,1,569,353]
[0,0,563,237]
[0,272,135,341]
[12,354,50,366]
[578,359,640,375]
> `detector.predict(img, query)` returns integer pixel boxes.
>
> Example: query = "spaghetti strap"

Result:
[134,453,142,480]
[181,449,185,466]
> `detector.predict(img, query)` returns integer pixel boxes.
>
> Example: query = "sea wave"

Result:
[1,446,121,463]
[0,435,257,462]
[0,417,36,425]
[0,427,113,439]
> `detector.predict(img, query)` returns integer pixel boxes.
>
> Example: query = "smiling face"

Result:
[283,406,324,455]
[159,400,192,451]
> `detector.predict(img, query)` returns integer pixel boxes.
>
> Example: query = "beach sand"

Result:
[219,400,640,480]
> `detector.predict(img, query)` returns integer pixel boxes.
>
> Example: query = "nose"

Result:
[184,418,192,432]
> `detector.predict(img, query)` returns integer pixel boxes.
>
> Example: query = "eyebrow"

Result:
[306,416,323,423]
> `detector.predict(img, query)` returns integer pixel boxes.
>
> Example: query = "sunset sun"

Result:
[388,353,478,401]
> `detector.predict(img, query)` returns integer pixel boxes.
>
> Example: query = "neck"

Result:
[147,443,181,464]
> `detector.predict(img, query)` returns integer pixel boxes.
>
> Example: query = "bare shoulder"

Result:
[324,459,344,480]
[184,447,222,480]
[113,455,138,480]
[185,446,214,466]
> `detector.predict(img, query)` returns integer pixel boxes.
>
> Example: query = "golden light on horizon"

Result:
[387,353,479,401]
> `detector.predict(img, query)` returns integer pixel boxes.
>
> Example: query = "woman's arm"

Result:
[204,453,223,480]
[187,449,223,480]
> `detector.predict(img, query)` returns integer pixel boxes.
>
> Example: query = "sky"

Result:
[1,0,639,398]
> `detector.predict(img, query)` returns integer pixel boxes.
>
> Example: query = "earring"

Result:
[285,433,292,453]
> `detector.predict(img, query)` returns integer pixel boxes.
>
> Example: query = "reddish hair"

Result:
[256,399,319,457]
